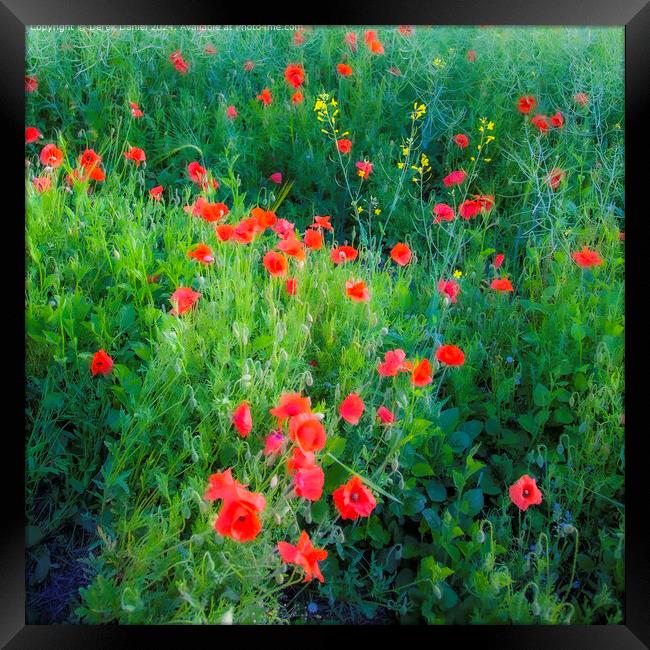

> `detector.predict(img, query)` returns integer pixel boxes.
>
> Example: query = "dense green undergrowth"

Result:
[25,26,624,624]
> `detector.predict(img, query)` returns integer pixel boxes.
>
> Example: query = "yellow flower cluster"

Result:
[410,102,426,121]
[411,152,432,183]
[471,117,496,163]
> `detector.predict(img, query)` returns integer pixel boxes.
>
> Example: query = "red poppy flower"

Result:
[545,168,565,190]
[199,202,229,223]
[292,91,304,105]
[494,253,505,269]
[232,401,253,438]
[273,219,295,239]
[244,60,255,71]
[276,234,306,261]
[356,160,373,179]
[286,278,297,295]
[233,218,258,244]
[256,88,272,106]
[205,468,248,503]
[344,32,358,51]
[149,185,163,201]
[550,111,564,128]
[270,392,312,424]
[466,50,477,62]
[443,170,466,187]
[438,279,460,304]
[337,63,353,76]
[377,406,396,424]
[215,224,236,241]
[411,358,433,386]
[188,243,214,265]
[459,200,481,220]
[251,207,277,230]
[390,243,412,266]
[263,430,285,456]
[312,215,333,231]
[367,38,385,54]
[435,345,465,366]
[433,203,455,223]
[337,139,352,154]
[289,412,327,452]
[278,531,328,583]
[124,146,146,166]
[88,166,105,182]
[293,29,306,46]
[91,349,114,376]
[398,25,413,36]
[32,176,52,193]
[490,277,514,292]
[517,96,536,114]
[40,143,63,168]
[345,279,369,302]
[571,246,603,268]
[169,287,201,316]
[226,105,238,119]
[285,64,305,89]
[339,392,364,424]
[25,127,42,144]
[387,66,402,76]
[330,245,358,264]
[531,114,550,133]
[25,75,38,93]
[169,50,189,74]
[78,149,101,169]
[304,228,323,250]
[293,464,325,501]
[377,349,409,377]
[263,251,289,277]
[214,491,265,543]
[453,134,469,148]
[333,476,377,520]
[574,92,588,107]
[130,103,144,118]
[287,447,316,474]
[269,172,283,184]
[509,474,543,511]
[188,162,207,184]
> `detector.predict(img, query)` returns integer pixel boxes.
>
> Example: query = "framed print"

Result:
[3,0,648,646]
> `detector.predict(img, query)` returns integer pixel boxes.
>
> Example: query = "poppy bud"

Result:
[274,512,282,525]
[304,370,313,387]
[274,573,285,585]
[390,457,399,471]
[531,601,541,616]
[220,609,234,625]
[476,528,485,544]
[279,348,289,362]
[270,475,278,489]
[300,324,310,336]
[432,584,442,599]
[380,327,389,336]
[306,313,313,324]
[112,249,120,260]
[241,373,252,382]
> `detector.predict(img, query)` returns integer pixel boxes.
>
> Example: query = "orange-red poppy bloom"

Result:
[574,92,588,107]
[286,277,297,295]
[411,359,433,386]
[294,464,325,501]
[337,63,353,76]
[571,246,603,268]
[289,412,327,452]
[263,251,289,277]
[433,203,455,223]
[25,75,38,93]
[339,392,364,424]
[251,207,277,230]
[490,277,514,292]
[199,202,229,223]
[130,102,144,118]
[435,345,465,366]
[149,185,163,201]
[188,161,207,184]
[344,32,358,51]
[494,253,505,269]
[466,50,477,62]
[330,245,358,264]
[188,243,214,264]
[232,401,253,438]
[292,91,304,105]
[333,476,377,520]
[257,88,272,106]
[517,96,537,114]
[124,146,146,166]
[453,134,469,148]
[531,114,550,133]
[40,143,63,168]
[169,50,189,74]
[377,406,396,424]
[273,219,295,239]
[337,139,352,154]
[25,127,42,144]
[270,392,312,424]
[278,531,328,583]
[287,447,316,474]
[377,349,409,377]
[263,430,285,456]
[215,224,236,241]
[390,243,412,266]
[293,29,306,46]
[226,105,238,119]
[545,168,565,190]
[285,64,305,88]
[277,234,306,261]
[244,60,255,71]
[443,170,466,187]
[169,287,201,316]
[312,215,333,231]
[32,176,52,193]
[345,279,369,302]
[509,474,543,511]
[550,111,564,128]
[356,161,373,179]
[398,25,413,37]
[91,349,114,376]
[438,279,460,304]
[304,228,323,250]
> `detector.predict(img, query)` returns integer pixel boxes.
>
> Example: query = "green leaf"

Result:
[463,488,484,517]
[533,383,551,407]
[439,408,460,434]
[412,462,434,477]
[26,525,45,548]
[425,480,447,502]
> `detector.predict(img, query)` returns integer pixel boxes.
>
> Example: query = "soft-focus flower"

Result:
[333,476,377,520]
[25,127,42,144]
[285,64,305,89]
[435,345,465,366]
[345,279,369,302]
[438,279,460,304]
[490,277,514,292]
[188,243,214,265]
[390,243,412,266]
[344,32,358,52]
[244,60,255,71]
[337,139,352,154]
[169,50,189,74]
[453,134,469,148]
[286,277,298,295]
[199,202,229,223]
[40,143,64,168]
[574,92,588,107]
[204,44,216,55]
[273,218,295,239]
[509,474,543,511]
[289,412,327,452]
[339,392,365,424]
[215,224,236,241]
[169,287,201,316]
[124,146,146,166]
[517,96,536,114]
[572,246,603,268]
[226,105,238,119]
[312,215,333,231]
[411,359,433,386]
[270,393,312,424]
[443,170,466,187]
[356,160,373,179]
[25,75,38,93]
[269,172,282,184]
[257,88,272,106]
[149,185,163,201]
[292,91,304,105]
[337,63,353,77]
[263,251,289,277]
[546,168,565,190]
[304,228,323,250]
[531,114,550,133]
[91,349,114,376]
[376,406,396,424]
[466,50,476,62]
[550,111,564,128]
[433,203,455,223]
[331,245,358,264]
[263,430,285,456]
[293,464,324,501]
[377,349,409,376]
[278,531,328,583]
[232,401,253,438]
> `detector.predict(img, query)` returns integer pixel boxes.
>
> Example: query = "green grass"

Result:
[25,25,624,624]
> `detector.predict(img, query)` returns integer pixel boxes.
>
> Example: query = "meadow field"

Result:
[25,25,625,624]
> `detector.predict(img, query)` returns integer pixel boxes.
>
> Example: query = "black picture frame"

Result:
[4,1,646,646]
